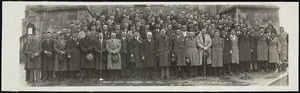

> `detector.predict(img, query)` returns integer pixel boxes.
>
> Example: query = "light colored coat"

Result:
[196,34,212,65]
[269,37,281,63]
[278,32,288,61]
[106,38,122,69]
[229,35,239,64]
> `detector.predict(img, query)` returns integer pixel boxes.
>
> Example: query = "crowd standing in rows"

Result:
[23,6,289,82]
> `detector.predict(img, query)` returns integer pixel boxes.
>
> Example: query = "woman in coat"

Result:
[54,33,68,81]
[24,34,42,82]
[130,32,144,79]
[256,27,269,71]
[172,29,186,77]
[66,31,81,81]
[212,31,225,76]
[41,32,55,81]
[268,31,281,72]
[185,32,200,77]
[238,27,252,72]
[229,29,240,74]
[79,31,95,81]
[106,32,122,81]
[157,29,172,78]
[142,31,157,80]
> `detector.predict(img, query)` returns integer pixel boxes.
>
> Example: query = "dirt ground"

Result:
[19,63,288,86]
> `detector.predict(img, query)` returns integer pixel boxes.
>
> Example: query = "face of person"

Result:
[91,26,96,31]
[230,30,236,35]
[147,33,152,39]
[72,32,78,38]
[202,29,207,34]
[52,33,57,39]
[46,33,51,39]
[168,25,172,30]
[115,25,120,30]
[134,32,139,38]
[99,33,103,39]
[111,33,116,39]
[145,25,149,30]
[271,32,276,38]
[176,30,181,35]
[103,25,108,31]
[161,29,166,36]
[280,27,284,32]
[259,29,264,33]
[86,31,91,37]
[215,31,220,37]
[242,28,247,32]
[182,26,187,31]
[27,35,32,40]
[58,35,64,40]
[121,32,127,37]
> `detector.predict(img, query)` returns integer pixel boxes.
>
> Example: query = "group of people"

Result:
[23,6,289,83]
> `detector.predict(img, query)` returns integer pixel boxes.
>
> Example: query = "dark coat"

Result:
[120,37,129,68]
[157,35,172,67]
[54,39,68,71]
[249,35,257,61]
[238,33,252,61]
[23,41,29,70]
[130,37,144,68]
[172,34,186,66]
[24,40,42,69]
[41,39,55,71]
[221,34,232,64]
[80,37,95,69]
[94,38,107,70]
[67,37,81,71]
[143,39,157,67]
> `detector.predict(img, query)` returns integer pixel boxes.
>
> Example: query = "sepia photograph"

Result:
[2,1,299,91]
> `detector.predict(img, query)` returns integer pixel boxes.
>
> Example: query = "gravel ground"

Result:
[20,64,288,86]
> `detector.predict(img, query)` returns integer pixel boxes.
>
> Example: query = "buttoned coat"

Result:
[143,39,158,67]
[269,37,281,63]
[256,33,269,61]
[106,38,122,69]
[211,36,224,67]
[24,40,42,69]
[41,39,55,71]
[172,34,186,66]
[67,37,81,71]
[221,33,232,64]
[185,37,200,66]
[157,35,172,67]
[238,33,252,61]
[54,39,68,71]
[80,37,95,69]
[130,37,144,68]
